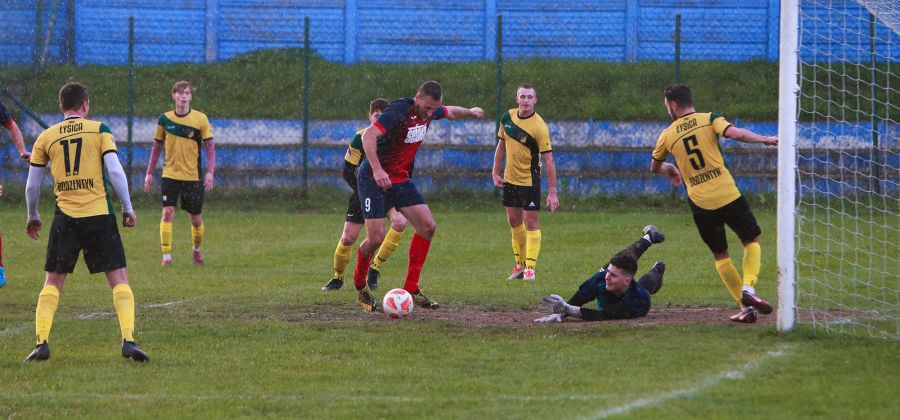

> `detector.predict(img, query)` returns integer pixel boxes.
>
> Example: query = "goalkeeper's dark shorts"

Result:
[689,196,762,254]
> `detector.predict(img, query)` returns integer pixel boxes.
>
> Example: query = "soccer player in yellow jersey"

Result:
[492,83,558,281]
[649,85,778,323]
[24,82,148,362]
[144,81,215,266]
[321,98,409,292]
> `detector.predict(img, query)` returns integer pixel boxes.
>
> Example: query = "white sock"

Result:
[743,285,756,295]
[192,247,201,252]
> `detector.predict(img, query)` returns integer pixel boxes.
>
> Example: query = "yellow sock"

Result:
[112,284,135,342]
[333,241,353,279]
[511,224,526,267]
[35,285,60,344]
[525,229,542,269]
[742,242,761,288]
[160,220,173,253]
[715,258,744,306]
[371,228,403,271]
[191,223,205,249]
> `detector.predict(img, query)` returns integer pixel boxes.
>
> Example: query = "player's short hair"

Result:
[517,83,537,97]
[59,82,89,111]
[664,84,693,107]
[608,252,638,279]
[370,98,389,114]
[417,81,443,101]
[172,80,193,94]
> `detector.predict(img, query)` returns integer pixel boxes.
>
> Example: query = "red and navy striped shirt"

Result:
[370,98,447,183]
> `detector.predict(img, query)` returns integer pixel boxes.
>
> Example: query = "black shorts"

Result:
[689,196,762,254]
[502,183,541,211]
[45,209,127,274]
[346,189,365,224]
[161,177,204,214]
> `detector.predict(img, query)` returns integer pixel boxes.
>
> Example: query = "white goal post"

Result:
[778,0,899,339]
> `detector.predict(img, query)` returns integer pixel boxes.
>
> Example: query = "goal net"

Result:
[779,0,898,339]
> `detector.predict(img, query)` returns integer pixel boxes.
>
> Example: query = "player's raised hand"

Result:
[763,136,779,146]
[374,168,392,190]
[546,192,559,214]
[122,211,137,228]
[204,172,215,190]
[143,173,154,193]
[470,107,484,119]
[26,218,42,240]
[492,173,505,189]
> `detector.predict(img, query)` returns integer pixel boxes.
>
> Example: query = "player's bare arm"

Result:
[204,139,216,190]
[724,126,778,146]
[444,106,484,120]
[542,151,559,213]
[5,119,30,160]
[361,124,390,189]
[144,140,164,192]
[492,139,506,189]
[650,159,683,187]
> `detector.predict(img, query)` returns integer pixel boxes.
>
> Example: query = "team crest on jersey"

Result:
[404,124,428,144]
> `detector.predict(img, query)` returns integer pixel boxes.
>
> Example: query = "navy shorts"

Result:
[357,169,425,219]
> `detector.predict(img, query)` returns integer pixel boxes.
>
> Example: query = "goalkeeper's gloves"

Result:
[534,313,564,324]
[539,294,581,318]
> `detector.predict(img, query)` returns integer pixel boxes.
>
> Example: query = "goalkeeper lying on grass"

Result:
[535,225,667,323]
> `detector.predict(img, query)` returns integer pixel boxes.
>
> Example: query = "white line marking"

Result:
[590,347,788,419]
[0,326,26,336]
[76,300,187,319]
[146,300,186,308]
[77,311,114,319]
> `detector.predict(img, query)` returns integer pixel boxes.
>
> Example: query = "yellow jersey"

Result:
[652,112,740,210]
[497,109,551,186]
[154,109,213,181]
[344,129,365,166]
[30,116,117,218]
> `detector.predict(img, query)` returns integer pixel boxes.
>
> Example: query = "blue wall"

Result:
[2,0,895,66]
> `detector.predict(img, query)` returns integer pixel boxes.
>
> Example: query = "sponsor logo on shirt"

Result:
[404,124,428,144]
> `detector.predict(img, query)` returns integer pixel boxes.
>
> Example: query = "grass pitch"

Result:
[0,198,896,418]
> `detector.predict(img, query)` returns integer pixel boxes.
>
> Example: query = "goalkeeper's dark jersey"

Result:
[590,268,651,319]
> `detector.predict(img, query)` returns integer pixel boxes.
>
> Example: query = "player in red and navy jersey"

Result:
[354,81,483,311]
[0,100,31,287]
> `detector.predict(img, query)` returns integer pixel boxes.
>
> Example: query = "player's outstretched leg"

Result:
[25,341,50,361]
[637,261,666,295]
[122,340,150,362]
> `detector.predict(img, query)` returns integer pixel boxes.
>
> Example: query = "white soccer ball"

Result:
[382,288,414,319]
